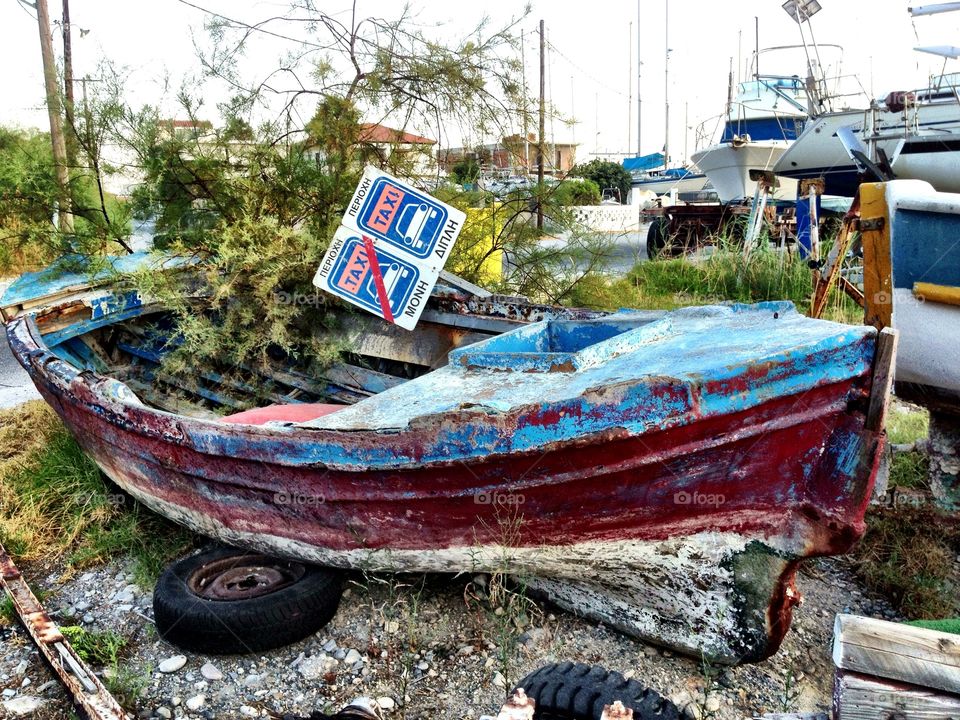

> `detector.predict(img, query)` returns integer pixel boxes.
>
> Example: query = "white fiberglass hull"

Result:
[891,137,960,194]
[632,173,712,197]
[691,141,797,203]
[892,288,960,395]
[774,101,960,196]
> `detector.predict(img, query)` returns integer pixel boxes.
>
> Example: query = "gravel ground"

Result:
[0,554,903,720]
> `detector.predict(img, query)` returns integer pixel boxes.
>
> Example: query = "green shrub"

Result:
[553,178,601,206]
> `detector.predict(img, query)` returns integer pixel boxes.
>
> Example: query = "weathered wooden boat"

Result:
[2,254,895,664]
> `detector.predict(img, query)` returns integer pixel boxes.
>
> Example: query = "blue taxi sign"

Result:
[314,167,466,331]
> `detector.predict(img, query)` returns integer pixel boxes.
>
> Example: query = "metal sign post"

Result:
[314,166,466,330]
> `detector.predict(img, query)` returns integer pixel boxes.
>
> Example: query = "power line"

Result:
[546,39,629,99]
[174,0,327,49]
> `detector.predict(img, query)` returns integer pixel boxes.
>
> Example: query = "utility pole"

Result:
[62,0,77,171]
[36,0,73,234]
[521,29,529,172]
[663,0,670,166]
[537,19,545,231]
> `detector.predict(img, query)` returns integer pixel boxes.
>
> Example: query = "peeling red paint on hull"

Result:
[6,311,886,665]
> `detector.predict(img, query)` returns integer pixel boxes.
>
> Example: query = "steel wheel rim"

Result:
[187,555,306,600]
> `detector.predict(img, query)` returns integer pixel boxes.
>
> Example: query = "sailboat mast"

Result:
[637,0,642,155]
[664,0,670,166]
[628,21,633,153]
[754,16,759,79]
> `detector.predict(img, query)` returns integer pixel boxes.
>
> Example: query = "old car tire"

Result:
[646,219,669,259]
[514,661,681,720]
[153,547,343,654]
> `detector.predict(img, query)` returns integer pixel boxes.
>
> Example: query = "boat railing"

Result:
[693,103,807,151]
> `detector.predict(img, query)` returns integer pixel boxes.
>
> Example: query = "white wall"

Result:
[569,205,641,232]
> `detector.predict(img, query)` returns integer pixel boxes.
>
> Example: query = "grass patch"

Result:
[0,400,195,586]
[104,663,151,709]
[0,594,13,625]
[887,403,930,445]
[569,247,862,324]
[60,626,127,665]
[906,617,960,635]
[853,505,960,619]
[890,451,930,490]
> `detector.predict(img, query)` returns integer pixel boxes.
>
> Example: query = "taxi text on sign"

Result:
[313,166,465,330]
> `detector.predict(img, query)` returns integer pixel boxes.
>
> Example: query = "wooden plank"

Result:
[915,281,960,308]
[124,379,221,420]
[345,316,491,369]
[834,670,960,720]
[833,614,960,694]
[438,270,493,297]
[866,327,899,432]
[860,182,894,330]
[811,215,857,319]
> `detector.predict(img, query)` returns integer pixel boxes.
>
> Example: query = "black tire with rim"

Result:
[646,219,671,259]
[513,661,681,720]
[153,546,344,654]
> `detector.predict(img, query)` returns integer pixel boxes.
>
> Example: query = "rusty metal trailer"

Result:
[642,200,798,258]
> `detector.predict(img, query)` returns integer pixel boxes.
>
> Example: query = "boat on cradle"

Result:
[625,149,712,199]
[630,165,713,200]
[2,255,894,664]
[775,73,960,197]
[691,73,807,203]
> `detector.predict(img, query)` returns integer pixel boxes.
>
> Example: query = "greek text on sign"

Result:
[313,166,466,330]
[343,166,465,264]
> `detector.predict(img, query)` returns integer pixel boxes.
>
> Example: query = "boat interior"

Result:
[7,268,616,422]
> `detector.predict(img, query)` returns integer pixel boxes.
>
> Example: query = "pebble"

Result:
[705,696,721,713]
[82,614,94,624]
[344,649,362,665]
[492,671,506,688]
[186,695,205,711]
[74,600,92,612]
[200,663,223,681]
[297,655,337,681]
[2,689,16,699]
[155,707,172,719]
[1,697,48,717]
[158,656,187,673]
[377,697,396,711]
[519,627,548,648]
[322,639,337,652]
[239,705,258,717]
[241,674,263,688]
[114,586,136,603]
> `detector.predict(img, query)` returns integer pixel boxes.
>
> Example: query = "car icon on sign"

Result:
[365,262,410,304]
[396,203,438,250]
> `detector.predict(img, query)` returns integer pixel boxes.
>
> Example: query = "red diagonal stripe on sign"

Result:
[362,235,394,324]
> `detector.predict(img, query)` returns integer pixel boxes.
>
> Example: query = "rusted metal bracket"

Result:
[479,687,536,720]
[859,217,886,232]
[601,701,635,719]
[0,544,131,720]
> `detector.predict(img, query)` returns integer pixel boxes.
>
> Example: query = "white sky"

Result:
[3,0,959,164]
